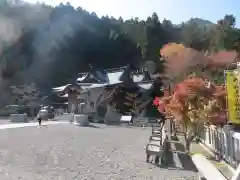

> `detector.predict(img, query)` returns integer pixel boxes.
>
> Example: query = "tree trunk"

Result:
[183,134,188,151]
[172,122,177,137]
[185,138,191,152]
[184,135,195,153]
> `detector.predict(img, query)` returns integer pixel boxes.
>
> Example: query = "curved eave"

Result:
[76,73,88,82]
[52,84,71,92]
[107,70,124,84]
[77,70,125,85]
[60,94,68,98]
[80,83,107,89]
[53,84,83,95]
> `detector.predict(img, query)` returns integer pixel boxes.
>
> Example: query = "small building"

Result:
[52,65,156,122]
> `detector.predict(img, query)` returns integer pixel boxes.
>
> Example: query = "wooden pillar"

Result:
[68,92,78,113]
[68,97,71,113]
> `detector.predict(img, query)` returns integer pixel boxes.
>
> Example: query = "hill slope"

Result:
[186,18,214,28]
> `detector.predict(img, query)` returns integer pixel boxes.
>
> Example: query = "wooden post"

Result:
[224,124,235,165]
[68,91,78,114]
[164,119,172,140]
[171,121,176,137]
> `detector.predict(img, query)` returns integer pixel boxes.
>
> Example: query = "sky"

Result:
[26,0,240,27]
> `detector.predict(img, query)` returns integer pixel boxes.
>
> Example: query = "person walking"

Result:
[36,106,48,126]
[38,117,42,126]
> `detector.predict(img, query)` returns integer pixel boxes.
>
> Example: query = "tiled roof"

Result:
[107,70,125,84]
[132,74,144,82]
[76,74,88,82]
[138,82,153,90]
[60,94,68,98]
[137,81,154,92]
[76,67,127,84]
[53,67,153,93]
[76,72,105,84]
[80,83,107,89]
[79,69,125,90]
[52,84,82,94]
[52,84,71,92]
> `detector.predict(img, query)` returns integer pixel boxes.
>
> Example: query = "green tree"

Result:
[143,13,168,62]
[208,14,238,51]
[181,20,209,51]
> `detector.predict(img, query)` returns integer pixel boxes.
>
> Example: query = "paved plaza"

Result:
[0,122,197,180]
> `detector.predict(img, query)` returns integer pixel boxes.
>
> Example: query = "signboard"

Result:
[120,116,132,122]
[225,70,240,124]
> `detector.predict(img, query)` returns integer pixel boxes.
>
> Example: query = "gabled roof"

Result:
[76,66,128,84]
[104,66,128,73]
[60,94,68,98]
[79,69,125,90]
[76,71,107,84]
[107,69,125,84]
[137,80,154,92]
[76,74,88,82]
[132,71,152,83]
[52,84,82,94]
[80,83,107,89]
[132,74,144,82]
[138,83,153,90]
[53,66,154,94]
[52,84,71,92]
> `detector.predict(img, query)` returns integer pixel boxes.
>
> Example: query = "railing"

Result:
[200,125,240,169]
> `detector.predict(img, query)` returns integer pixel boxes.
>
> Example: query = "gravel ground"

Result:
[0,119,12,125]
[0,119,35,125]
[0,123,197,180]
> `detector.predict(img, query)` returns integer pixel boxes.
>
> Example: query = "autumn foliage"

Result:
[160,43,239,83]
[208,50,238,69]
[153,76,226,150]
[154,76,226,124]
[157,43,237,151]
[161,43,238,69]
[160,43,208,78]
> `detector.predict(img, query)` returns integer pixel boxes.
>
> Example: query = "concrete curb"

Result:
[199,142,236,175]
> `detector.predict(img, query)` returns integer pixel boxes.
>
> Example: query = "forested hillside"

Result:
[0,1,239,106]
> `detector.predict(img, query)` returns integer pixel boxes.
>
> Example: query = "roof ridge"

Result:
[136,80,154,84]
[105,66,128,72]
[78,66,128,75]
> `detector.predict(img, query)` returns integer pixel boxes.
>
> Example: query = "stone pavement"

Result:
[0,120,68,130]
[0,123,197,180]
[0,120,11,125]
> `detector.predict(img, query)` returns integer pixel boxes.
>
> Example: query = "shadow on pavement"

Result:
[171,136,198,172]
[76,124,101,128]
[154,136,198,172]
